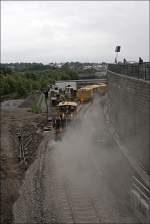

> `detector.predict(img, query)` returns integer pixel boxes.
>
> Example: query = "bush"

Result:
[31,104,41,113]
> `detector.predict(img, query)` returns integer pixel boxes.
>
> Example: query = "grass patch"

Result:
[31,104,41,113]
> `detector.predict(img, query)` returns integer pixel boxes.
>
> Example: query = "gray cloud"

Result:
[1,1,149,63]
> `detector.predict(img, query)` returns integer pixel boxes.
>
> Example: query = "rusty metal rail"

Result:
[15,128,34,167]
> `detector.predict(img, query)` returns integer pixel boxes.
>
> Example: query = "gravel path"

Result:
[1,99,24,111]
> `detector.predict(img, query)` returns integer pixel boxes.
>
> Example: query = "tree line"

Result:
[0,63,78,99]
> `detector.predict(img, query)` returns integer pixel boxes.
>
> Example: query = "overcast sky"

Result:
[1,1,149,64]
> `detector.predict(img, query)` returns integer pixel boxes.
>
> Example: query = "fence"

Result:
[108,62,150,81]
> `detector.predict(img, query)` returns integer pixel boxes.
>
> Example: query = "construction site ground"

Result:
[13,97,139,224]
[1,94,140,224]
[0,95,49,224]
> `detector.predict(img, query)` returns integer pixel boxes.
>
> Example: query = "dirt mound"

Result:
[19,93,40,108]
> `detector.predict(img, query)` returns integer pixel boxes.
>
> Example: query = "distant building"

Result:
[55,81,77,90]
[83,65,92,70]
[49,63,65,68]
[49,63,56,67]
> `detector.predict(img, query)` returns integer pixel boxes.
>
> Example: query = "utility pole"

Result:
[43,89,49,121]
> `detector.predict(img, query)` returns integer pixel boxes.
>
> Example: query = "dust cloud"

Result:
[48,96,108,189]
[13,96,138,223]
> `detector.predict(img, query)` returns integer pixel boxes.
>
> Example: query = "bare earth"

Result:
[0,99,47,224]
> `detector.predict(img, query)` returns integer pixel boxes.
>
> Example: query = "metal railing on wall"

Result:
[108,62,150,81]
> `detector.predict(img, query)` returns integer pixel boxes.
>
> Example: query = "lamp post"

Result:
[115,46,121,64]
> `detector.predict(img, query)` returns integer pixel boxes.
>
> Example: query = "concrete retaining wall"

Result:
[107,71,150,174]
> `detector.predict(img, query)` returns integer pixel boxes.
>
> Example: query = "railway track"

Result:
[42,145,102,224]
[63,183,100,224]
[14,126,41,168]
[44,139,138,224]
